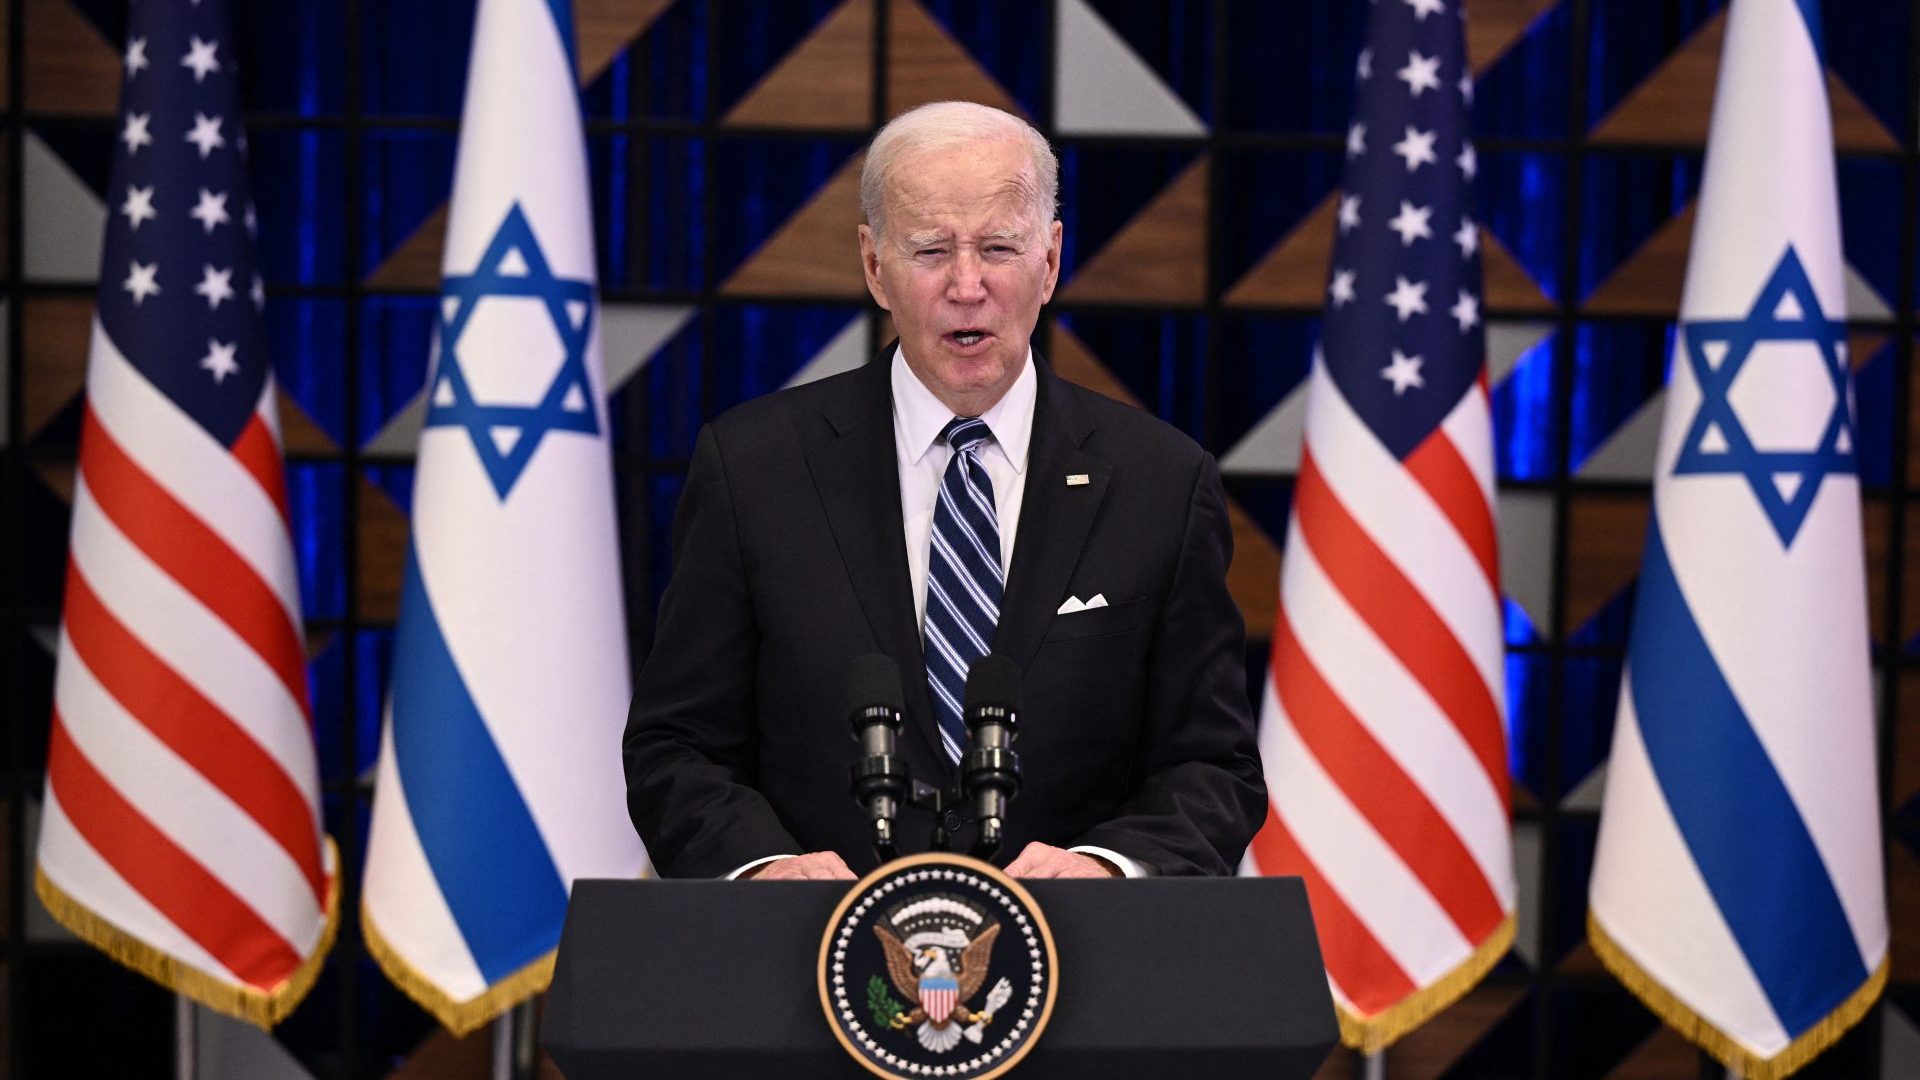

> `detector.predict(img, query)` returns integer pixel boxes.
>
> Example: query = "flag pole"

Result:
[174,995,197,1080]
[1360,1050,1385,1080]
[491,1001,537,1080]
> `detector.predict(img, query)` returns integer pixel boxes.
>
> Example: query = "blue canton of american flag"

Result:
[1324,0,1483,450]
[102,2,267,436]
[1247,0,1514,1053]
[35,0,337,1028]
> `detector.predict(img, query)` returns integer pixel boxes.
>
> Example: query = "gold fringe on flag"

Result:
[34,838,342,1030]
[1588,912,1886,1080]
[361,902,556,1038]
[1336,912,1515,1053]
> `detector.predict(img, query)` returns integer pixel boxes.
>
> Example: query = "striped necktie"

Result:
[924,416,1002,764]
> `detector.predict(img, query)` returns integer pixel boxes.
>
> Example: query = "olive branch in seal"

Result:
[866,975,906,1029]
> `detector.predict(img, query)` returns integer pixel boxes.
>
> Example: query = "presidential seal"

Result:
[819,853,1057,1079]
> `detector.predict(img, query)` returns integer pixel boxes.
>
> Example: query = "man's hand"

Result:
[742,852,856,880]
[1004,842,1118,878]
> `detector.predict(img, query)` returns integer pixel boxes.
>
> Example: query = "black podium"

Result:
[544,876,1338,1079]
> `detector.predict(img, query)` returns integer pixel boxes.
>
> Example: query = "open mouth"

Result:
[948,329,989,347]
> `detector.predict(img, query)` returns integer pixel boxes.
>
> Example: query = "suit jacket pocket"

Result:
[1040,597,1149,643]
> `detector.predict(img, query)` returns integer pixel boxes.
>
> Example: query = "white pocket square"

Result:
[1056,593,1108,615]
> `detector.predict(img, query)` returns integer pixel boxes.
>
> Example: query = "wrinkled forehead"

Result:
[883,143,1043,234]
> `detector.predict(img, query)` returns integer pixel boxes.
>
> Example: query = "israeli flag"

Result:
[1587,2,1887,1077]
[361,0,645,1035]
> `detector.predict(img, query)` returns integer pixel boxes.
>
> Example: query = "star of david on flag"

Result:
[427,202,599,500]
[1671,246,1853,547]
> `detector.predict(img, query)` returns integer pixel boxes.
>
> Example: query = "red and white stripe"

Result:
[37,321,334,1000]
[1247,360,1514,1025]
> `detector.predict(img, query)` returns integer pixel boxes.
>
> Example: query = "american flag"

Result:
[1243,0,1515,1052]
[34,0,337,1027]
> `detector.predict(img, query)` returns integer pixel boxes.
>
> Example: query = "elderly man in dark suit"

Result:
[623,100,1263,881]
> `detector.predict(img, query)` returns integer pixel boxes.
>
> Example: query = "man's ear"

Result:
[858,224,891,311]
[1039,218,1063,304]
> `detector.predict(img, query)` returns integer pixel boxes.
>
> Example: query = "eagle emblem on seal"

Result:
[871,893,1015,1053]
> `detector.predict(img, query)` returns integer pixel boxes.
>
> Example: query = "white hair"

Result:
[859,101,1059,240]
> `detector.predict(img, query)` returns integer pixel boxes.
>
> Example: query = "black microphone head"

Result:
[963,655,1021,715]
[847,653,904,716]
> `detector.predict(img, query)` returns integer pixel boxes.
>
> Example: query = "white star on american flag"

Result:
[1347,122,1367,159]
[1457,143,1477,179]
[123,260,161,305]
[120,185,157,230]
[1388,201,1434,247]
[1384,275,1430,322]
[1338,193,1363,233]
[1329,268,1357,307]
[1397,51,1443,97]
[181,36,222,82]
[186,112,226,158]
[124,37,149,77]
[1453,217,1479,258]
[194,264,236,310]
[121,113,153,155]
[1404,0,1447,20]
[1381,349,1426,395]
[1392,126,1438,171]
[1450,289,1480,332]
[189,189,231,233]
[200,338,240,383]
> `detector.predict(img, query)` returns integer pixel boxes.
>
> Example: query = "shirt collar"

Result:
[890,345,1035,475]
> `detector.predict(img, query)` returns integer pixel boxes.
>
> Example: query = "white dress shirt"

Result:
[728,349,1146,879]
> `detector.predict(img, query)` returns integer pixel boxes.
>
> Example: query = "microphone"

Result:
[961,655,1022,858]
[846,654,908,861]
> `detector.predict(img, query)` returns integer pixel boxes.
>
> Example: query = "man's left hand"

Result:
[1005,842,1118,878]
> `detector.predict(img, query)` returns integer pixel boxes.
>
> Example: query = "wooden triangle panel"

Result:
[356,475,410,622]
[719,153,869,298]
[1050,323,1281,637]
[1583,202,1692,316]
[22,296,92,440]
[1563,492,1649,635]
[1601,1027,1704,1080]
[886,0,1025,120]
[365,206,447,290]
[1061,156,1208,305]
[34,461,76,505]
[1890,843,1920,981]
[1466,0,1559,76]
[276,390,339,456]
[576,0,677,87]
[25,0,118,115]
[1223,191,1336,309]
[725,0,873,130]
[1482,229,1555,315]
[1590,12,1897,152]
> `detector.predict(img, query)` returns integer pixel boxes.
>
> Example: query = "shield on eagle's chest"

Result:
[918,974,959,1023]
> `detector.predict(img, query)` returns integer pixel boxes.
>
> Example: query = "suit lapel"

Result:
[995,361,1109,673]
[805,353,944,761]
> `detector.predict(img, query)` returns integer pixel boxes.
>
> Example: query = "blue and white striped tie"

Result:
[924,417,1002,764]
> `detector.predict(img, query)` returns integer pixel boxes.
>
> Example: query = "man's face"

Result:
[859,138,1063,414]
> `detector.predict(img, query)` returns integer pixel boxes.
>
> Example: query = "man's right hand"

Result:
[741,852,856,880]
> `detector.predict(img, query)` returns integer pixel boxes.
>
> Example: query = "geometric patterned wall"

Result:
[3,1,1918,1076]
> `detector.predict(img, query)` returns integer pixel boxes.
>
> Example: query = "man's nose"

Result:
[945,248,987,303]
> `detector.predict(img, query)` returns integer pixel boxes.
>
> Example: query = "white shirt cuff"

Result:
[1070,845,1153,878]
[724,854,798,880]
